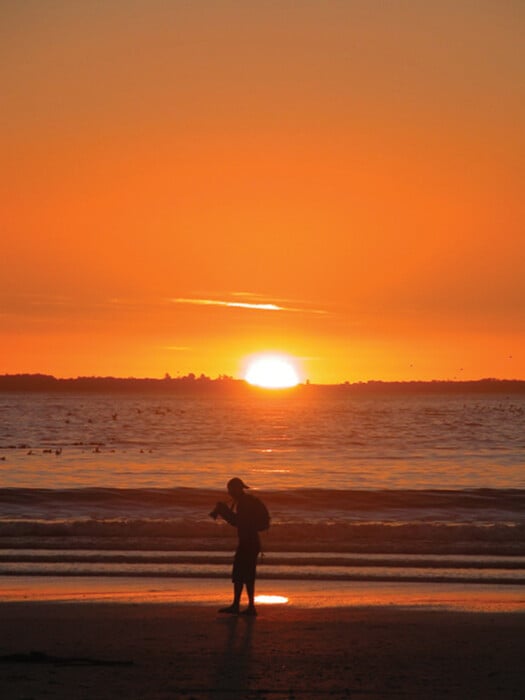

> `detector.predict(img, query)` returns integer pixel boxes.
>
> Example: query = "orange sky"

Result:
[1,1,524,383]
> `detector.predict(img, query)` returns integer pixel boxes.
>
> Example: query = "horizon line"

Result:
[1,373,524,386]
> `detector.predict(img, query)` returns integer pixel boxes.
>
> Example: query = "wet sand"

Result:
[0,582,524,699]
[1,575,525,612]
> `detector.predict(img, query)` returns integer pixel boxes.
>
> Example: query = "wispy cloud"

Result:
[229,291,272,299]
[173,298,283,311]
[172,296,328,315]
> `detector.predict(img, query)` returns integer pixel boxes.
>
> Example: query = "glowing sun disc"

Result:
[245,355,300,389]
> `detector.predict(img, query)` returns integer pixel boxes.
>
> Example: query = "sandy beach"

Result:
[0,580,524,699]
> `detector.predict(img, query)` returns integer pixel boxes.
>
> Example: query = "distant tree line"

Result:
[318,378,525,395]
[0,374,524,395]
[0,373,243,394]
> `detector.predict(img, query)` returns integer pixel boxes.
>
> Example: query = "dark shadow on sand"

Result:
[208,614,255,699]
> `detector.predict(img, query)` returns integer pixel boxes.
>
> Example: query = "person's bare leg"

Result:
[246,581,255,607]
[241,581,257,615]
[219,582,243,614]
[233,581,243,607]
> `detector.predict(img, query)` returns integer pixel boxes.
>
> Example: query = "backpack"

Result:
[249,495,271,532]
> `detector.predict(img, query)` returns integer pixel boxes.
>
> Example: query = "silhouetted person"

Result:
[210,478,270,616]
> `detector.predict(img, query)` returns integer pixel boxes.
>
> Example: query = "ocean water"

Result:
[0,390,524,585]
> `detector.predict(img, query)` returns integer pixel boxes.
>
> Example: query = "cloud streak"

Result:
[174,298,281,311]
[172,297,328,315]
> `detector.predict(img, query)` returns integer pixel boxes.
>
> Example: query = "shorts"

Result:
[232,541,260,585]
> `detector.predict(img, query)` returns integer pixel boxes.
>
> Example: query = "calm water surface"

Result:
[1,392,523,490]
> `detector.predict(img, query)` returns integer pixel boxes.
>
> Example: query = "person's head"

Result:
[227,477,249,501]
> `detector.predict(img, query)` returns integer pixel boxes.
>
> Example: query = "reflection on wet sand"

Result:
[255,594,289,605]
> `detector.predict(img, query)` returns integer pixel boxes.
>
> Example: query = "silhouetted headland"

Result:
[0,373,524,395]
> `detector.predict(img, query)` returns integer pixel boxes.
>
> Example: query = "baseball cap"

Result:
[227,477,250,490]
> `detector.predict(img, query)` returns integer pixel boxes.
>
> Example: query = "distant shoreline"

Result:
[1,374,525,394]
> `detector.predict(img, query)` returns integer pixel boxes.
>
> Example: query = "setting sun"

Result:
[244,355,301,389]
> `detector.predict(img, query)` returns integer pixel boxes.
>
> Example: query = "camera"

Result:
[209,501,228,520]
